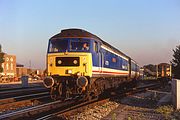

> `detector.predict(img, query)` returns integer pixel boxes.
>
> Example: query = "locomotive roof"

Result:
[51,28,130,59]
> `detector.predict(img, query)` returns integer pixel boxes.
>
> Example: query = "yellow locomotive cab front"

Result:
[47,52,93,77]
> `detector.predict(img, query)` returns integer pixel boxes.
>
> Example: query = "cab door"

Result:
[92,41,102,73]
[98,43,103,73]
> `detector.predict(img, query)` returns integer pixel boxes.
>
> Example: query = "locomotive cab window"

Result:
[93,41,98,53]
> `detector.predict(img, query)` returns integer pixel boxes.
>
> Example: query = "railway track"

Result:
[0,92,51,113]
[0,83,161,120]
[0,86,48,99]
[0,86,42,92]
[0,86,50,116]
[0,97,81,120]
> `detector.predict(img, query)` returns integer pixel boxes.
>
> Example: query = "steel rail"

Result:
[0,86,43,92]
[0,100,61,119]
[37,98,99,120]
[0,87,48,99]
[0,98,79,120]
[0,92,49,105]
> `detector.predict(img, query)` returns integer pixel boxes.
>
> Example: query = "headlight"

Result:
[58,60,62,64]
[73,60,78,64]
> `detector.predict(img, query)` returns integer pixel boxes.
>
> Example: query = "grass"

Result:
[156,105,174,119]
[171,109,180,120]
[111,112,117,120]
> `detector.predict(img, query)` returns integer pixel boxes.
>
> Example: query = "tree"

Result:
[0,44,5,73]
[171,45,180,79]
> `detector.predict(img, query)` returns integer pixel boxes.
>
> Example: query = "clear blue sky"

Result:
[0,0,180,69]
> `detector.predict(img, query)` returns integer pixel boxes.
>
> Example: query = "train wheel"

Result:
[82,86,91,101]
[50,87,58,100]
[58,83,62,96]
[66,90,70,99]
[82,92,91,101]
[60,87,71,101]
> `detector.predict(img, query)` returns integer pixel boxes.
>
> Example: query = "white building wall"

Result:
[172,79,180,109]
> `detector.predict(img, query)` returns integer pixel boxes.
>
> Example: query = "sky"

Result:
[0,0,180,69]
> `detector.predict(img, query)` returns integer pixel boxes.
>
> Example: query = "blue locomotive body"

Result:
[89,38,139,79]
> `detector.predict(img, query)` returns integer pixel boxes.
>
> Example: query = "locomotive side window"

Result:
[93,41,98,53]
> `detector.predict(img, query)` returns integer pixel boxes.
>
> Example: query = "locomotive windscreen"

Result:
[48,39,68,53]
[48,38,90,53]
[70,40,90,51]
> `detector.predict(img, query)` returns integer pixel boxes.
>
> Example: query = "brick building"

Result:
[0,54,16,78]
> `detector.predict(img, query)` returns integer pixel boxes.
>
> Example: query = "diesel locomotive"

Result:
[43,28,140,100]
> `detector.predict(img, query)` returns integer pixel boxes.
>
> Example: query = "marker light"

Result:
[77,72,81,76]
[68,69,72,74]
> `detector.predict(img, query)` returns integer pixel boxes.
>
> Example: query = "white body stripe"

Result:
[92,66,100,71]
[101,67,128,74]
[92,66,129,76]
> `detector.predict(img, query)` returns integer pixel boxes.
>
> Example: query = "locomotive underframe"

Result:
[49,75,135,100]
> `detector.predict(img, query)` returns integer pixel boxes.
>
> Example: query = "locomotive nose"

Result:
[76,76,88,88]
[43,76,55,88]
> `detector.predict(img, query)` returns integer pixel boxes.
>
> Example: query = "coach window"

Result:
[93,41,98,53]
